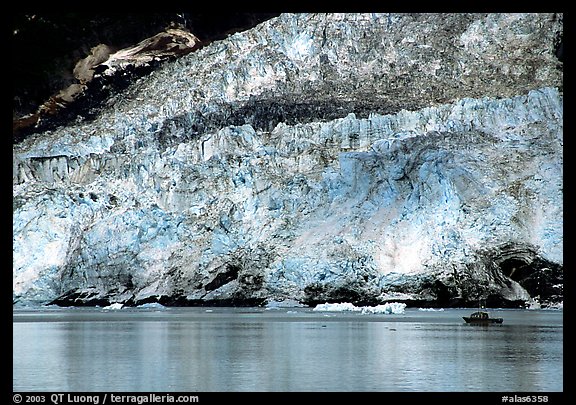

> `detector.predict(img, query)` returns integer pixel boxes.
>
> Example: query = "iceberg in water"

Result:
[546,301,563,310]
[265,299,307,309]
[137,302,166,309]
[360,304,406,314]
[313,302,357,312]
[103,302,124,310]
[313,302,406,314]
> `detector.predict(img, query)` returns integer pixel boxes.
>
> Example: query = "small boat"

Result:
[463,311,503,324]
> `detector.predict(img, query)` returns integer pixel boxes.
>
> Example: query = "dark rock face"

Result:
[13,13,563,308]
[13,14,186,117]
[13,27,201,143]
[12,13,280,143]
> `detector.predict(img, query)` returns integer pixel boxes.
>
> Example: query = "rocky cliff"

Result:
[13,13,563,308]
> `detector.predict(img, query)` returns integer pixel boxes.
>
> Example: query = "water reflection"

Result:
[13,309,562,392]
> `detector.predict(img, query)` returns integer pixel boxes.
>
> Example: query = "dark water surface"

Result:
[13,307,563,392]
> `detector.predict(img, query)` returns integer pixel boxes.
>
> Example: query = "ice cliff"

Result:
[13,13,563,307]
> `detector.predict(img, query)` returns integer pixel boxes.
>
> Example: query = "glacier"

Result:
[13,13,563,308]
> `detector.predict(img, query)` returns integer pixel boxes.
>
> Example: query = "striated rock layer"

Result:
[13,13,563,308]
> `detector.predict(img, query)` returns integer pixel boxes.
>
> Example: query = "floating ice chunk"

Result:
[418,307,445,311]
[545,301,563,310]
[313,302,406,314]
[137,302,166,309]
[313,302,357,312]
[526,298,541,310]
[104,303,124,310]
[360,303,406,314]
[265,299,307,309]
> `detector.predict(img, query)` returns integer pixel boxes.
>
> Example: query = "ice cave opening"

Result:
[496,248,563,305]
[500,257,533,284]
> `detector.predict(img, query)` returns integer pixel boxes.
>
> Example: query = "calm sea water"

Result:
[13,307,563,392]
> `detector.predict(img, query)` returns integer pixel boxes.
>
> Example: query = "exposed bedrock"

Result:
[13,13,563,308]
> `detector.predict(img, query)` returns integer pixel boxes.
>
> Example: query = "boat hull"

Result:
[462,317,503,324]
